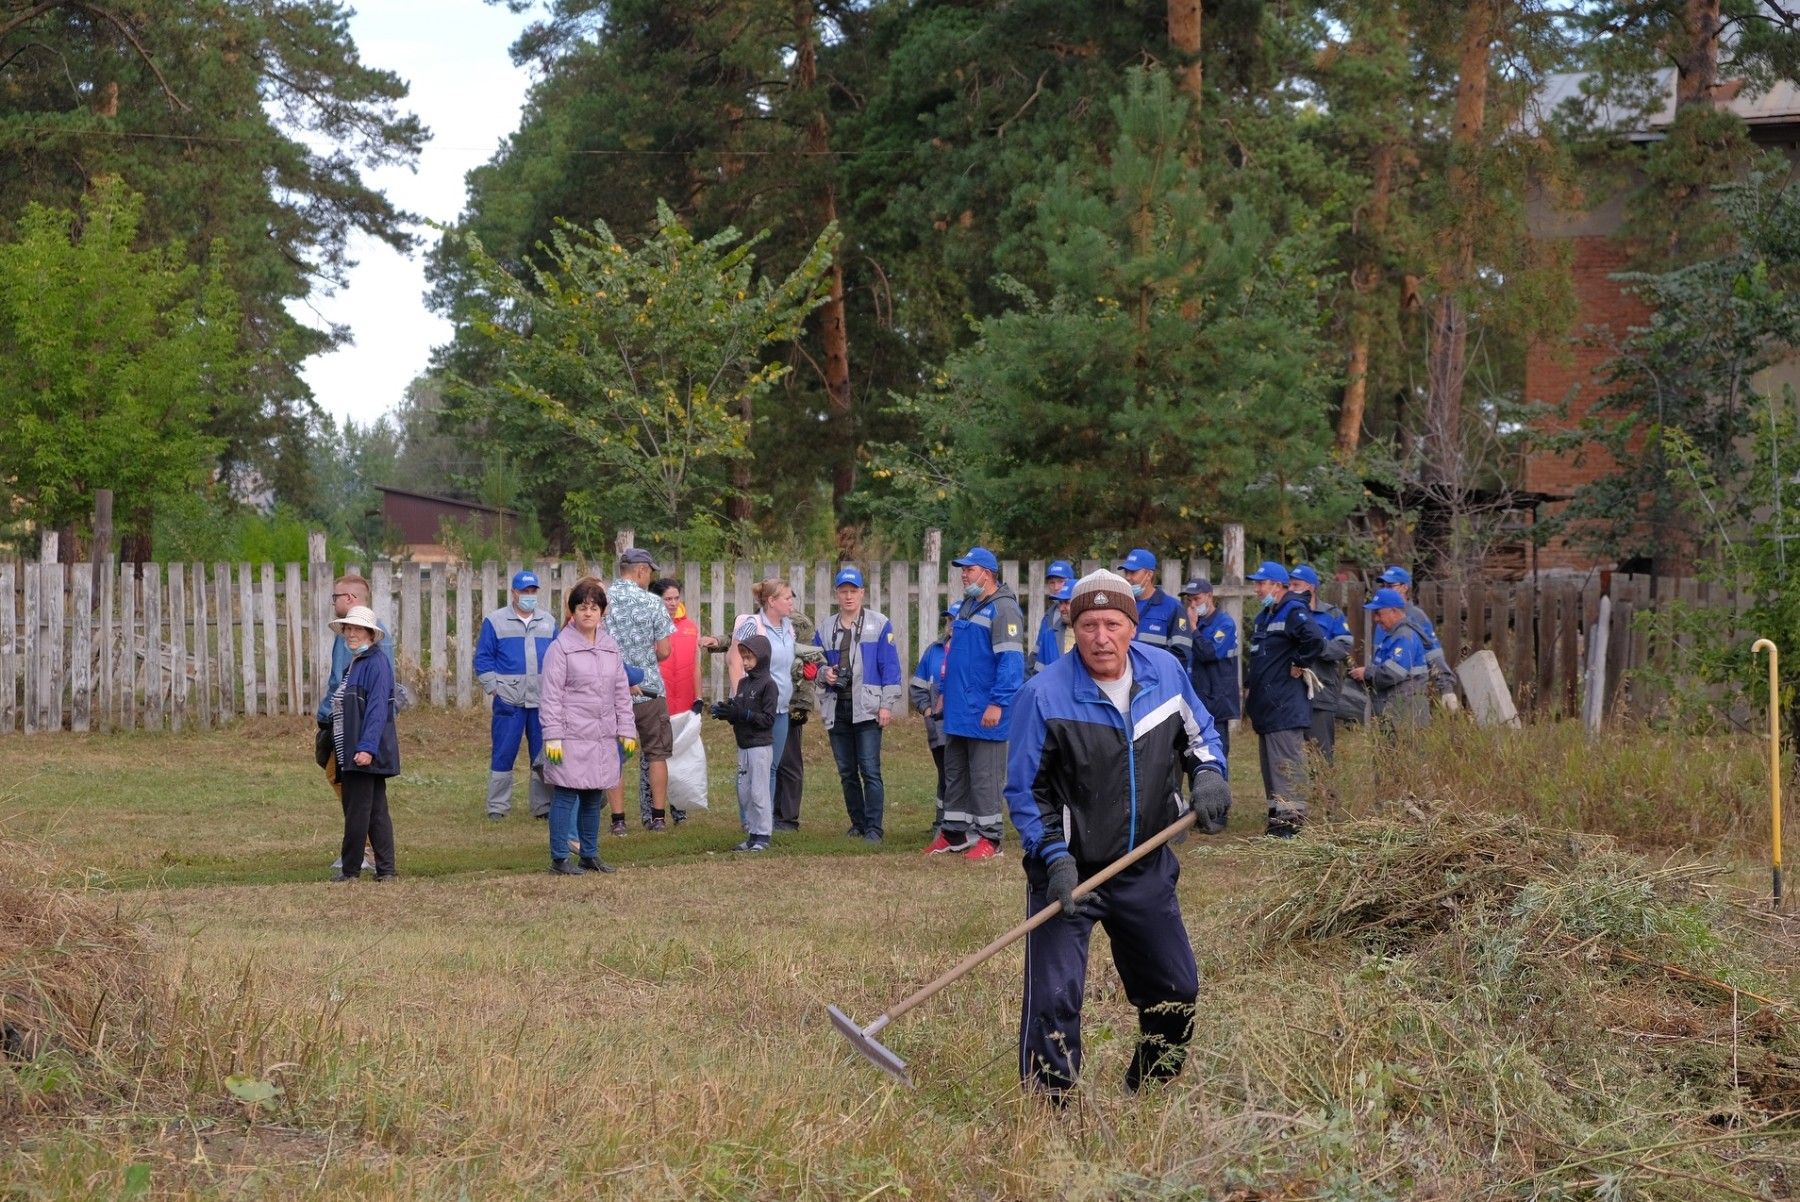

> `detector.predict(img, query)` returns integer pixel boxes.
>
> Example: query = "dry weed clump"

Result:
[1231,804,1800,1197]
[0,837,152,1116]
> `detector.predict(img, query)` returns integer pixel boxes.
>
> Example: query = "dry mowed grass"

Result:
[2,710,1796,1199]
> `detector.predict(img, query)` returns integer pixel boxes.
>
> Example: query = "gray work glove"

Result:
[1045,856,1091,919]
[1191,770,1232,835]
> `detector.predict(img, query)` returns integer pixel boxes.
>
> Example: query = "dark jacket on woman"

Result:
[716,634,779,750]
[337,645,401,776]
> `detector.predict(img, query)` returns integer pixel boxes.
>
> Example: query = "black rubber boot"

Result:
[1124,1002,1195,1093]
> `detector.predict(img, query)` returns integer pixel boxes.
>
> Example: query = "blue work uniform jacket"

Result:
[1188,608,1240,721]
[1307,599,1355,714]
[1133,588,1193,667]
[1245,593,1326,733]
[813,607,905,731]
[1005,642,1226,871]
[473,605,557,707]
[910,641,949,750]
[1031,608,1069,675]
[1369,621,1432,725]
[942,584,1027,741]
[1404,600,1460,695]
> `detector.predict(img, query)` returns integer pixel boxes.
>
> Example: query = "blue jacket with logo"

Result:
[1307,598,1355,714]
[943,584,1027,741]
[1370,620,1432,724]
[1245,593,1326,732]
[1188,607,1239,721]
[812,606,905,731]
[1005,642,1225,871]
[1133,588,1193,667]
[473,605,558,708]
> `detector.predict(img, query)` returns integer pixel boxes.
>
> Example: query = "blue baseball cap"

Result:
[1117,548,1158,573]
[1180,578,1213,595]
[833,566,864,589]
[1047,560,1075,582]
[512,570,540,591]
[952,546,999,573]
[941,605,957,619]
[1053,581,1073,602]
[1378,565,1412,586]
[1247,561,1289,585]
[1289,564,1320,589]
[1365,587,1408,611]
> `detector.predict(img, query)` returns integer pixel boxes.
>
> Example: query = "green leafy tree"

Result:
[448,202,835,557]
[0,180,246,553]
[0,0,425,506]
[872,69,1350,555]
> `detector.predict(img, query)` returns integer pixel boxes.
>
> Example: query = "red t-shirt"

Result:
[662,613,701,714]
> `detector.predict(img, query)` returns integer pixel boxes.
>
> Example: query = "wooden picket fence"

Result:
[0,554,1735,734]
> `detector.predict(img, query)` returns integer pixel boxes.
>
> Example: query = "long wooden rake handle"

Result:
[866,811,1200,1036]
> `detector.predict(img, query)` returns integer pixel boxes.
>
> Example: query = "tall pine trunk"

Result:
[794,2,854,515]
[1423,0,1496,489]
[1339,139,1396,458]
[1168,0,1202,102]
[1675,0,1721,106]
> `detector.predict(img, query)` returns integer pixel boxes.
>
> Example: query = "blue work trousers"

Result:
[490,699,544,771]
[1019,846,1197,1097]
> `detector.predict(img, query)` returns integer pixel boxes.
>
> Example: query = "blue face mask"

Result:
[1258,593,1277,610]
[963,583,983,600]
[517,594,538,613]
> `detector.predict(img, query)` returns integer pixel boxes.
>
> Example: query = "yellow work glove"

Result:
[620,737,639,760]
[545,739,564,765]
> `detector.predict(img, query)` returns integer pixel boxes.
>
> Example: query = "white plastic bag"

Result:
[666,709,709,811]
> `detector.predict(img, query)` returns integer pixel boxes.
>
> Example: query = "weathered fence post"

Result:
[1222,523,1246,698]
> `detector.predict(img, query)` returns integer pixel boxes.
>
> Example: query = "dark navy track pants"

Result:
[1018,845,1198,1095]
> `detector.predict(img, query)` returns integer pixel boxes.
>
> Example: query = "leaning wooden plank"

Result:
[192,562,212,730]
[44,563,65,731]
[69,562,92,732]
[429,564,448,707]
[0,560,15,734]
[169,564,187,733]
[239,564,258,718]
[454,562,473,708]
[213,563,234,723]
[97,560,115,732]
[260,563,279,715]
[285,562,305,716]
[145,567,164,731]
[121,567,138,730]
[400,561,422,689]
[20,563,36,734]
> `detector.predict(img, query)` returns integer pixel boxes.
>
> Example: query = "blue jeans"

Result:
[550,787,603,862]
[829,719,885,835]
[768,711,790,799]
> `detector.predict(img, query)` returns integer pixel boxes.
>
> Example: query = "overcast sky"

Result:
[293,1,533,426]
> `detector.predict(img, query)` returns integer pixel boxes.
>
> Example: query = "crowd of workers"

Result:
[310,546,1458,1102]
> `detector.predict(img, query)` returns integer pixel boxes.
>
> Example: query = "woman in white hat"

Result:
[329,605,400,881]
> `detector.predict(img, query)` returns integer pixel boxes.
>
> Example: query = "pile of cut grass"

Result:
[1216,802,1800,1197]
[0,837,151,1118]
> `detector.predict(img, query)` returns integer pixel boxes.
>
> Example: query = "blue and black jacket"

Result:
[1370,621,1432,724]
[1188,608,1239,721]
[943,584,1027,741]
[1133,588,1193,667]
[1245,593,1326,732]
[1005,642,1225,872]
[1031,608,1068,675]
[335,646,400,776]
[1307,598,1355,714]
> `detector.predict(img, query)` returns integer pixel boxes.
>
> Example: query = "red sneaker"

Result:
[962,837,1000,862]
[924,832,970,855]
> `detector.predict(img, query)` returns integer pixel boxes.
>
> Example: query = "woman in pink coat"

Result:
[541,577,637,875]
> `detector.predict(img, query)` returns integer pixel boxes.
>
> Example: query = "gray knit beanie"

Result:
[1066,569,1139,627]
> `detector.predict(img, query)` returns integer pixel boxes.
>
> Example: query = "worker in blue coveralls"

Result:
[1376,566,1460,710]
[1243,561,1325,837]
[1117,548,1193,667]
[926,546,1027,861]
[1031,559,1076,675]
[474,570,558,820]
[1287,564,1354,764]
[1179,578,1239,763]
[1005,568,1233,1102]
[1352,588,1432,734]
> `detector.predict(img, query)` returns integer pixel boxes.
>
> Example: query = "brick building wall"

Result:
[1521,234,1653,572]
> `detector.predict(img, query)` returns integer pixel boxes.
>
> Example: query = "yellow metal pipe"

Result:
[1752,639,1783,907]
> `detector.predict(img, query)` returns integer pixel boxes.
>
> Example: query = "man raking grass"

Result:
[831,570,1233,1097]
